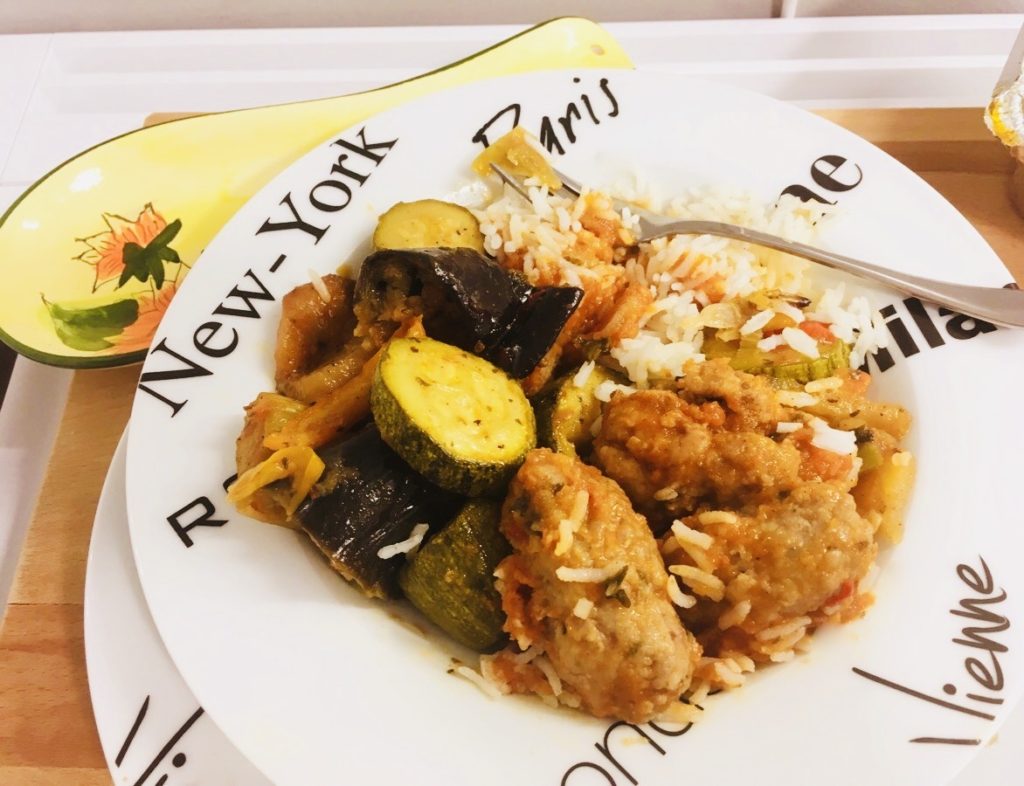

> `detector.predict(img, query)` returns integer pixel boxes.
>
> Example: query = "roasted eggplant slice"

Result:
[355,247,582,378]
[295,424,461,599]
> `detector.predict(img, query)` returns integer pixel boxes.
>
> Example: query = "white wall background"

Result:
[4,0,1024,33]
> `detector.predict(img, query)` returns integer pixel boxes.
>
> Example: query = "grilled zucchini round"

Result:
[372,199,485,253]
[371,337,536,495]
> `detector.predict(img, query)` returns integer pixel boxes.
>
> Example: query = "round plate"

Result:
[125,70,1024,786]
[86,439,1024,786]
[84,434,271,785]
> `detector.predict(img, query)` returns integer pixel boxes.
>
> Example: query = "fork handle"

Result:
[649,220,1024,328]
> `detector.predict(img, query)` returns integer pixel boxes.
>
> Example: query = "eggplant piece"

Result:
[295,424,461,599]
[355,247,582,379]
[487,286,583,378]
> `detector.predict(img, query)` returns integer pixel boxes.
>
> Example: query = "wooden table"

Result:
[1,108,1022,786]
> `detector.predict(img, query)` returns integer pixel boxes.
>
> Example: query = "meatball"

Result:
[674,483,876,637]
[675,358,785,433]
[494,449,699,722]
[594,389,802,531]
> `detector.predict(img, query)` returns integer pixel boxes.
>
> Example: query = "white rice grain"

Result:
[667,575,697,609]
[556,565,622,583]
[452,665,502,698]
[377,523,429,560]
[535,656,563,696]
[573,361,596,388]
[718,600,752,630]
[672,519,714,549]
[756,616,812,643]
[805,376,843,393]
[696,511,738,527]
[669,564,725,601]
[782,327,820,358]
[776,421,803,434]
[308,269,331,303]
[739,309,773,335]
[809,417,857,456]
[573,598,595,619]
[777,390,817,408]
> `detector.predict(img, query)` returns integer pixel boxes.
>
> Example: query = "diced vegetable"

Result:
[232,392,309,525]
[399,500,510,651]
[471,127,561,191]
[265,317,425,451]
[295,424,461,599]
[703,331,850,385]
[228,446,325,526]
[274,274,360,402]
[355,247,582,378]
[371,337,536,495]
[373,199,485,253]
[853,451,916,543]
[535,364,624,457]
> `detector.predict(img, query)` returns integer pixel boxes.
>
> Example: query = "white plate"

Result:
[84,434,270,785]
[86,438,1024,786]
[125,70,1024,786]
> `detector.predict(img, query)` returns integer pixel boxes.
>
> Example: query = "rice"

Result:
[809,417,857,456]
[782,327,820,359]
[534,655,563,696]
[739,309,773,335]
[554,490,589,556]
[696,511,737,527]
[667,575,697,609]
[756,616,812,643]
[669,564,726,601]
[451,664,503,698]
[658,701,704,724]
[776,390,817,408]
[308,269,331,303]
[478,178,886,389]
[594,379,637,402]
[573,361,596,388]
[573,598,595,619]
[654,486,679,501]
[718,600,752,630]
[376,523,429,560]
[775,421,803,434]
[805,376,843,393]
[672,519,714,550]
[556,564,622,583]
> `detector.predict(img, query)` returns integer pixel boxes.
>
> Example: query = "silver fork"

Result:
[490,163,1024,328]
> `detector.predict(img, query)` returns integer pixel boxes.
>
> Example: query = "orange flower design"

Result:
[73,204,170,291]
[110,282,180,353]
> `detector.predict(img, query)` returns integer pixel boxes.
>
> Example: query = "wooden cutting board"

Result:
[1,107,1022,786]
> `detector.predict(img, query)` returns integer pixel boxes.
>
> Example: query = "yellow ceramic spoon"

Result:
[0,18,631,367]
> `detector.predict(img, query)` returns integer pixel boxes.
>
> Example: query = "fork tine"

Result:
[489,164,531,201]
[547,165,583,198]
[490,162,582,202]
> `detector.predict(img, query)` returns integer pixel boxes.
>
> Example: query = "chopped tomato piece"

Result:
[799,321,835,342]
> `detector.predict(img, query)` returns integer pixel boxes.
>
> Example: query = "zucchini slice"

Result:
[295,424,461,599]
[399,500,510,651]
[702,331,850,384]
[371,337,536,495]
[373,199,485,253]
[535,364,624,457]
